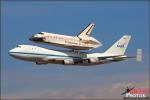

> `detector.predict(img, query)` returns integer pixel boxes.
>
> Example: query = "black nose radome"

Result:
[29,36,34,41]
[29,36,44,42]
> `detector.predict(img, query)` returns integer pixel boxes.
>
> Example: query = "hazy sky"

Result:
[1,1,149,99]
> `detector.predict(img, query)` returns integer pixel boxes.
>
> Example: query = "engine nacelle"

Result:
[89,58,99,63]
[36,61,48,65]
[63,59,74,65]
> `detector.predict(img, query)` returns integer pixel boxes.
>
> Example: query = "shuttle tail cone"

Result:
[136,48,142,62]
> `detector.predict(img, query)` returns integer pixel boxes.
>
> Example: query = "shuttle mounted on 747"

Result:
[29,23,102,50]
[9,35,142,66]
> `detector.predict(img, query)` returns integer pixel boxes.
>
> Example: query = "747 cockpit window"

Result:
[17,45,21,48]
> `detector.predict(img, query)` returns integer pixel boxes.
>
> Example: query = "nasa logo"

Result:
[117,44,125,48]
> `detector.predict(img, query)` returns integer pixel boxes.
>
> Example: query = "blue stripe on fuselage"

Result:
[9,52,83,59]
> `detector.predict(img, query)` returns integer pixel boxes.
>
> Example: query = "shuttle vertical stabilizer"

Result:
[77,23,95,39]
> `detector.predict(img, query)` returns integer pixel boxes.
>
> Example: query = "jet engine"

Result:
[89,58,99,63]
[35,61,48,65]
[63,59,74,65]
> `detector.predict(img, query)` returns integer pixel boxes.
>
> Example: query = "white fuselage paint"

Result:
[29,32,102,50]
[9,45,126,66]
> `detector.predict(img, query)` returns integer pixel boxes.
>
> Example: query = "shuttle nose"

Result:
[29,35,44,42]
[29,36,35,41]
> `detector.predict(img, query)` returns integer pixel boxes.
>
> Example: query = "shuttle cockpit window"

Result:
[38,32,44,35]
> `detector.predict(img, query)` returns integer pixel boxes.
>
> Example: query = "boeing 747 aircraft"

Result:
[9,35,142,66]
[29,23,102,50]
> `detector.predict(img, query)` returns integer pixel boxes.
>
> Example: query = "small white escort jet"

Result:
[29,23,102,50]
[9,35,142,66]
